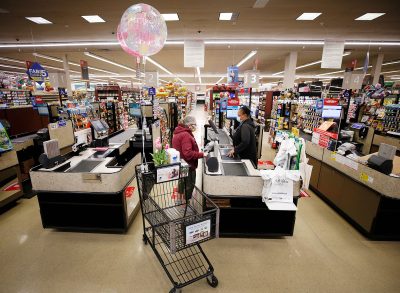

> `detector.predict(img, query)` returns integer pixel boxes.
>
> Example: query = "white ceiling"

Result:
[0,0,399,85]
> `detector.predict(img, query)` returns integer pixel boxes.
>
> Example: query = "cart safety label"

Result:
[125,186,135,198]
[185,219,211,245]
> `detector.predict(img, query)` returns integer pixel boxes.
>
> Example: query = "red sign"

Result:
[25,61,33,70]
[323,98,339,106]
[313,128,339,140]
[125,186,135,198]
[80,60,89,80]
[227,98,240,106]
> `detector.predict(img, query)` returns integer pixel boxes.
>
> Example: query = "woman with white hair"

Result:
[172,115,204,199]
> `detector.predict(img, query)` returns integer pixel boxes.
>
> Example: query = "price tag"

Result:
[330,152,337,161]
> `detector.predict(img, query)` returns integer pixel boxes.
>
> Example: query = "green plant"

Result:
[151,149,168,166]
[151,137,169,166]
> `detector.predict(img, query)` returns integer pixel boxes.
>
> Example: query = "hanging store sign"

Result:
[244,70,260,88]
[26,62,48,83]
[145,72,159,87]
[321,40,345,69]
[184,40,205,68]
[80,60,89,81]
[343,72,364,90]
[227,66,239,84]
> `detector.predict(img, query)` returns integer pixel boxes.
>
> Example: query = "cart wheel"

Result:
[207,275,218,288]
[169,288,181,293]
[142,234,148,245]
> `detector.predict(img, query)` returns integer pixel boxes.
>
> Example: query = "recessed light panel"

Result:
[162,13,179,21]
[81,15,105,23]
[355,13,385,20]
[25,17,52,24]
[296,13,322,20]
[219,13,233,21]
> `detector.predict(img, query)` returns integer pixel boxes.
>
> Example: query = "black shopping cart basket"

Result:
[136,162,220,293]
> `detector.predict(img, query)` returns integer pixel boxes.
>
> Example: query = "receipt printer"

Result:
[367,155,393,175]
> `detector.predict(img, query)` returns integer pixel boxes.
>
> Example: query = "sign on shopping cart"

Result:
[185,219,211,245]
[156,164,180,183]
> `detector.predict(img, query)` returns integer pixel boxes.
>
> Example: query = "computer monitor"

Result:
[91,119,107,133]
[99,119,109,130]
[37,105,49,116]
[226,106,239,119]
[208,119,219,133]
[129,103,142,117]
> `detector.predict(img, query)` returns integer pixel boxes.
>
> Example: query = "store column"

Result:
[62,54,73,98]
[283,52,297,89]
[372,53,384,85]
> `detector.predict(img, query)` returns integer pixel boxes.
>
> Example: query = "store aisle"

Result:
[1,105,400,293]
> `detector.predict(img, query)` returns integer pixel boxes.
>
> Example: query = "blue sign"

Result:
[26,62,48,82]
[227,66,239,83]
[315,99,324,111]
[148,87,156,96]
[58,120,67,127]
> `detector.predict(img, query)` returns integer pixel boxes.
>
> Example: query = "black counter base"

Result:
[207,196,297,238]
[37,190,132,233]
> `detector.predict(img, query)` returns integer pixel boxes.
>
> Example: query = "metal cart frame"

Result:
[136,163,220,293]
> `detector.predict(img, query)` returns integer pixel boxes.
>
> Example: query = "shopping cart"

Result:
[136,162,220,293]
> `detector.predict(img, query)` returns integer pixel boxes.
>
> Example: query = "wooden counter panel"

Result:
[307,156,321,189]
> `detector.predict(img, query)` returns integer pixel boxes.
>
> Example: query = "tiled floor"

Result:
[1,105,399,293]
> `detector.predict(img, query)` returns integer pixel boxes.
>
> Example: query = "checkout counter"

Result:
[202,124,300,237]
[30,120,143,233]
[306,141,400,240]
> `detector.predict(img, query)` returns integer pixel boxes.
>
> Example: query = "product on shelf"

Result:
[0,89,31,108]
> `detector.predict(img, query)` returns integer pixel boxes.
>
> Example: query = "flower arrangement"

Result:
[151,137,169,166]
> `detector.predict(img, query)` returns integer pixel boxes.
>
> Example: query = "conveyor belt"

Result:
[222,162,248,176]
[109,128,137,144]
[67,160,103,173]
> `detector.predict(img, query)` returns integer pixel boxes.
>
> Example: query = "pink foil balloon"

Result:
[118,3,167,57]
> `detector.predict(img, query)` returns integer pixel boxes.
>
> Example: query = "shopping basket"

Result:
[136,162,220,293]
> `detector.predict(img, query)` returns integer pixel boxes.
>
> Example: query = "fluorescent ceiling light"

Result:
[0,56,25,64]
[177,78,185,84]
[236,50,257,67]
[253,0,270,8]
[216,76,225,84]
[0,63,25,70]
[272,52,351,76]
[296,13,322,21]
[382,60,400,66]
[146,57,173,75]
[219,13,233,21]
[355,13,385,21]
[382,70,400,74]
[197,67,202,84]
[84,52,134,73]
[1,40,400,49]
[25,17,52,24]
[81,15,105,23]
[162,13,179,21]
[110,77,131,83]
[159,79,169,83]
[32,53,123,75]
